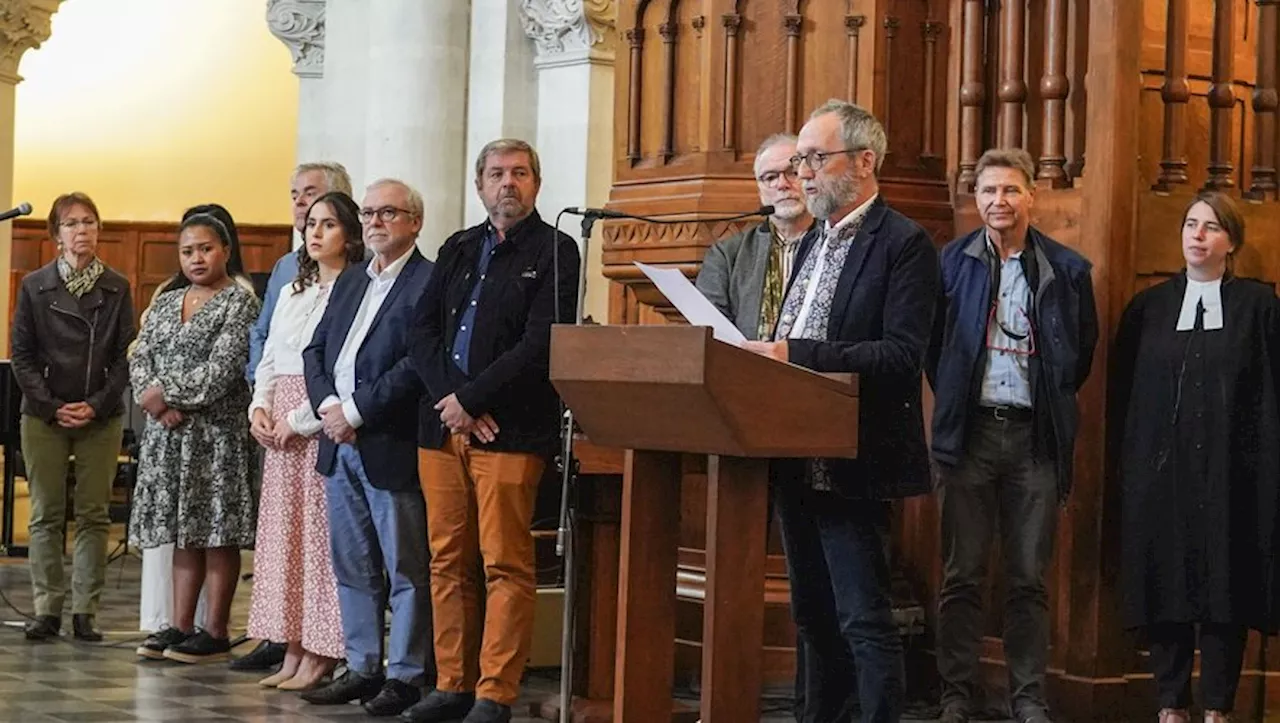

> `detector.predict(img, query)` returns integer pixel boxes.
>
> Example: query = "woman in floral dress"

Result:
[129,211,261,664]
[248,191,364,689]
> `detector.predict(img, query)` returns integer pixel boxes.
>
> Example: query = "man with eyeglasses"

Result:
[230,161,354,674]
[696,133,815,340]
[405,138,578,723]
[741,99,940,723]
[925,148,1097,723]
[300,179,435,717]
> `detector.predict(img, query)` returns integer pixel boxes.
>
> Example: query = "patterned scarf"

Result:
[773,215,867,491]
[57,256,105,298]
[757,224,803,341]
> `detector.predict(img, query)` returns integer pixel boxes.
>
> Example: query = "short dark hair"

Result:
[1183,190,1245,252]
[47,192,100,241]
[293,191,365,295]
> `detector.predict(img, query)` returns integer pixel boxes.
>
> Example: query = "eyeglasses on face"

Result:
[789,148,867,172]
[358,206,415,224]
[756,169,800,186]
[59,218,98,230]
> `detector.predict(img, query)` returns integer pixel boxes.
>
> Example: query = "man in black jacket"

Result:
[406,139,579,723]
[743,100,940,723]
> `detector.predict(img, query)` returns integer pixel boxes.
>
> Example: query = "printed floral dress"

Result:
[128,283,260,549]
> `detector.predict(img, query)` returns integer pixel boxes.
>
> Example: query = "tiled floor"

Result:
[0,552,982,722]
[0,553,792,723]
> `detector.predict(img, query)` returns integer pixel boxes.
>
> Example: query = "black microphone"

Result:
[0,202,32,223]
[561,204,776,222]
[563,206,629,219]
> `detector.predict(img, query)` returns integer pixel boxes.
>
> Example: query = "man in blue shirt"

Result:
[926,148,1098,723]
[232,162,353,674]
[246,162,354,386]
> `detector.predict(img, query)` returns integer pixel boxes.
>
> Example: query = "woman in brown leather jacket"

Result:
[10,192,134,642]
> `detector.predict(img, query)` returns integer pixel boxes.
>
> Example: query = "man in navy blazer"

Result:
[744,100,940,723]
[300,178,435,717]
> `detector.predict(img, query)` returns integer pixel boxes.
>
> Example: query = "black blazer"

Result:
[777,196,941,500]
[410,210,579,456]
[302,248,433,491]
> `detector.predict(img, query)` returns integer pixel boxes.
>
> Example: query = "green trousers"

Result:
[21,414,123,617]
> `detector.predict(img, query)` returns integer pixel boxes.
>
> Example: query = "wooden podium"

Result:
[549,325,859,723]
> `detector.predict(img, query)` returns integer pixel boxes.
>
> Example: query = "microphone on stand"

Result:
[549,200,774,723]
[563,204,775,223]
[0,203,33,223]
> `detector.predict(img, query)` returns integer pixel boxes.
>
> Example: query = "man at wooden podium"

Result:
[743,100,940,723]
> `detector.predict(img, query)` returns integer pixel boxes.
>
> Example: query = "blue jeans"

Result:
[774,483,903,723]
[325,443,434,685]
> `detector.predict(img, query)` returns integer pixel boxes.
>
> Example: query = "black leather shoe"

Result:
[229,639,287,671]
[301,669,386,706]
[363,679,422,717]
[71,614,102,642]
[401,689,476,722]
[462,698,512,723]
[23,614,59,641]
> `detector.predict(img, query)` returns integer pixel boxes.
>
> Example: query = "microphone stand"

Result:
[552,204,770,723]
[555,211,594,723]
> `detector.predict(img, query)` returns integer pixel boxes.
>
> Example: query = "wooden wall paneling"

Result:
[922,21,944,161]
[784,12,802,134]
[1038,0,1072,186]
[1023,0,1047,167]
[1205,0,1238,189]
[1246,0,1278,199]
[957,0,986,190]
[1050,0,1144,719]
[1153,0,1192,191]
[845,13,867,104]
[1065,0,1090,179]
[658,5,680,161]
[881,15,899,141]
[997,0,1027,148]
[8,219,290,327]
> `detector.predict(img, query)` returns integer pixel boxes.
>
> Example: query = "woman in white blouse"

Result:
[246,191,365,690]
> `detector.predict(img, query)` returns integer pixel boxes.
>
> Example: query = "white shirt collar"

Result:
[825,193,879,234]
[1177,275,1225,331]
[366,244,416,282]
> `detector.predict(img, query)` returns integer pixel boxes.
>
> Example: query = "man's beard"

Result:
[806,170,858,221]
[489,195,528,219]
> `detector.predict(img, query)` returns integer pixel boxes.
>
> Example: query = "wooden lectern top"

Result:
[550,324,859,459]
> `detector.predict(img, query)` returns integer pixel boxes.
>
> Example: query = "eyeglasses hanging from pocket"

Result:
[986,303,1036,356]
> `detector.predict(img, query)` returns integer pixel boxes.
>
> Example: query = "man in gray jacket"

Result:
[696,133,816,340]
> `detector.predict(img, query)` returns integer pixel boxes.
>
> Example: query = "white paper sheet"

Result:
[634,261,747,346]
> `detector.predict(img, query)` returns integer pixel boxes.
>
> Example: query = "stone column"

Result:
[364,0,469,257]
[464,0,538,226]
[0,0,61,350]
[266,0,325,164]
[521,0,616,323]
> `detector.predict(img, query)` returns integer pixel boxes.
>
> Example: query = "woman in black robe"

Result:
[1112,191,1280,723]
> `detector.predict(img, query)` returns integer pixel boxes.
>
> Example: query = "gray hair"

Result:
[974,147,1036,187]
[753,133,798,174]
[809,99,887,174]
[366,178,425,218]
[475,138,542,183]
[293,161,353,196]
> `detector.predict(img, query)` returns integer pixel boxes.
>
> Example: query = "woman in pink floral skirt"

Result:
[247,191,365,689]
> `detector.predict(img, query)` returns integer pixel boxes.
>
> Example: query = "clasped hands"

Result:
[250,408,301,450]
[435,393,499,443]
[54,401,96,429]
[138,385,184,429]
